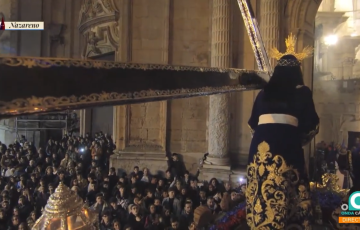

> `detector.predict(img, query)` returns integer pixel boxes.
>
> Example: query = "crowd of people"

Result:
[0,131,244,230]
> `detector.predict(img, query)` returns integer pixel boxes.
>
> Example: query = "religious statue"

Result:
[246,33,318,229]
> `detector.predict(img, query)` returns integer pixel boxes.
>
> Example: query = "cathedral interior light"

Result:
[324,35,338,46]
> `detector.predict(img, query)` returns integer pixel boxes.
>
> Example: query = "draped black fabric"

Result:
[0,64,233,101]
[0,57,265,117]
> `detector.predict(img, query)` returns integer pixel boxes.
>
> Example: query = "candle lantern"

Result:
[32,182,98,230]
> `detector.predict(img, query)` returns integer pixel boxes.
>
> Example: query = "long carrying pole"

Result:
[236,0,272,77]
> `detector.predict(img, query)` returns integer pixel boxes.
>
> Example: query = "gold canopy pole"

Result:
[237,0,272,77]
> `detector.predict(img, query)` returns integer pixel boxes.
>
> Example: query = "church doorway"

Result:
[87,52,115,135]
[348,131,360,149]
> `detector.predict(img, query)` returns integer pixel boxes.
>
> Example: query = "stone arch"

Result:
[287,0,322,33]
[285,0,322,86]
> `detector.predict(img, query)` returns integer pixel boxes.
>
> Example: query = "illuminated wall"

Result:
[314,0,360,145]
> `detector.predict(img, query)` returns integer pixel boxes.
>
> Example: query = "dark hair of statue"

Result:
[263,54,304,103]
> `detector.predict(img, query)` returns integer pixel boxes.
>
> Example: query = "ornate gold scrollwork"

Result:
[309,173,349,198]
[246,141,311,229]
[32,183,98,230]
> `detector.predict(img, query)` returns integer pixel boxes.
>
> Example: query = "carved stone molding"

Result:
[78,0,119,58]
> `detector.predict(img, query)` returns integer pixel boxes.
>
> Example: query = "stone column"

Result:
[259,0,281,67]
[79,109,92,137]
[205,0,231,167]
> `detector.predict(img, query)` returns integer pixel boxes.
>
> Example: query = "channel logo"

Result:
[349,192,360,210]
[339,191,360,224]
[0,17,44,30]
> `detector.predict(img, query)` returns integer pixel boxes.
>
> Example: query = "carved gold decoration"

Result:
[32,182,98,230]
[309,173,349,198]
[78,0,119,57]
[246,141,311,229]
[270,33,313,61]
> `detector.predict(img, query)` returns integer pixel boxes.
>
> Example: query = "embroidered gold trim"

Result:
[0,85,260,115]
[246,141,311,229]
[302,124,319,146]
[277,59,301,67]
[0,56,266,75]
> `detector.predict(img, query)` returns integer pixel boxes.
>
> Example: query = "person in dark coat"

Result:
[166,153,185,178]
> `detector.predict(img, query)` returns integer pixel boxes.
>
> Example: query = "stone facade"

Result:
[313,82,360,145]
[312,0,360,148]
[110,0,212,176]
[0,0,324,183]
